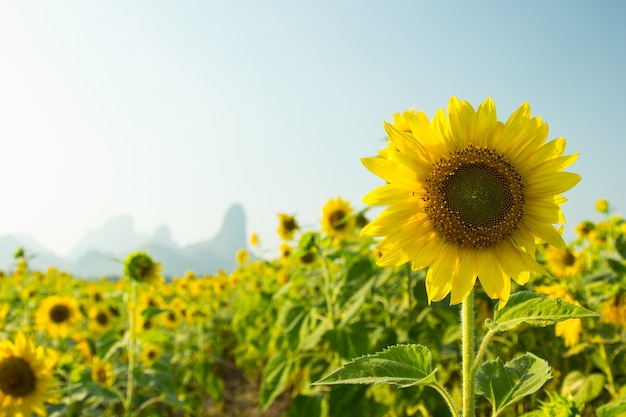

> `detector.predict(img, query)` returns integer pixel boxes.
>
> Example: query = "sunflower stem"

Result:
[316,243,336,328]
[124,280,138,417]
[461,291,476,417]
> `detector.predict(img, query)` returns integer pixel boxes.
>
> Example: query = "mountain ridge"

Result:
[0,203,247,279]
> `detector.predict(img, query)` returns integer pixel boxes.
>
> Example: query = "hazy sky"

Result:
[0,1,624,258]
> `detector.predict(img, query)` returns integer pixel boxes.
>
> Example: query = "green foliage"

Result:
[314,344,437,388]
[487,291,599,332]
[476,352,552,416]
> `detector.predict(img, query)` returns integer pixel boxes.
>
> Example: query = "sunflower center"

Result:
[329,210,347,230]
[0,357,36,397]
[49,304,70,323]
[424,145,525,248]
[561,249,576,267]
[96,312,109,326]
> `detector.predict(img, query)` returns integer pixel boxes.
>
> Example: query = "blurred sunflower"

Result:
[0,332,58,417]
[602,292,626,330]
[321,197,356,243]
[279,242,293,259]
[544,246,584,278]
[88,306,114,335]
[236,249,249,265]
[362,97,580,306]
[141,343,162,367]
[277,213,299,241]
[250,232,259,246]
[123,251,163,286]
[35,295,81,339]
[91,357,114,388]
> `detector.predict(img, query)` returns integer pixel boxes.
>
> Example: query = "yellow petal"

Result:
[361,157,418,189]
[450,249,478,305]
[526,171,582,196]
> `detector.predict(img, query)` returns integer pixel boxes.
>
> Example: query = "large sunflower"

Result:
[0,332,58,417]
[35,295,81,339]
[361,97,580,306]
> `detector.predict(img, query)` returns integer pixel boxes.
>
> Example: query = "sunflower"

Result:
[277,213,299,241]
[544,246,584,278]
[87,305,114,335]
[35,295,81,339]
[91,357,114,387]
[250,232,259,246]
[321,197,356,243]
[123,251,163,286]
[236,249,250,265]
[141,343,162,367]
[0,332,58,417]
[361,97,580,306]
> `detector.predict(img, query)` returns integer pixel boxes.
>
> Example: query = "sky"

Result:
[0,1,624,259]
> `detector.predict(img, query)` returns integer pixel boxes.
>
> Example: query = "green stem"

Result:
[472,328,496,377]
[462,292,476,417]
[430,381,460,417]
[316,244,336,328]
[598,342,618,398]
[125,280,138,416]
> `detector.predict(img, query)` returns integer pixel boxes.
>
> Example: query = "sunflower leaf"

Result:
[476,352,552,416]
[313,344,437,388]
[597,399,626,417]
[486,291,599,332]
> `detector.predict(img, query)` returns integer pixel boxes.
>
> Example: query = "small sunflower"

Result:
[236,249,249,265]
[362,97,580,306]
[0,332,58,417]
[88,306,114,335]
[544,246,584,278]
[35,295,81,339]
[250,232,259,246]
[595,198,609,214]
[141,343,162,367]
[321,197,356,243]
[277,213,299,241]
[602,292,626,330]
[123,251,163,286]
[91,357,114,387]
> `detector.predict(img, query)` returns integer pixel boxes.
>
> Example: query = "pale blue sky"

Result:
[0,1,624,257]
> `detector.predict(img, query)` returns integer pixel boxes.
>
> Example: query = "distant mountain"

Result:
[0,203,248,279]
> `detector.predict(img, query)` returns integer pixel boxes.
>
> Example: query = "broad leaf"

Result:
[476,352,552,416]
[615,234,626,260]
[313,344,436,388]
[260,351,292,411]
[560,370,604,405]
[487,291,599,332]
[597,399,626,417]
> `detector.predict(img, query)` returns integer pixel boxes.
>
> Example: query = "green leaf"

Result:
[487,291,599,332]
[338,273,378,327]
[141,306,170,320]
[325,322,371,360]
[476,352,552,416]
[560,370,604,405]
[260,351,292,411]
[313,344,436,388]
[597,399,626,417]
[607,258,626,275]
[139,329,170,344]
[615,234,626,259]
[288,394,326,417]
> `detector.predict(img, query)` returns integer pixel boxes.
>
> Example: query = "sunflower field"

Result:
[2,98,626,417]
